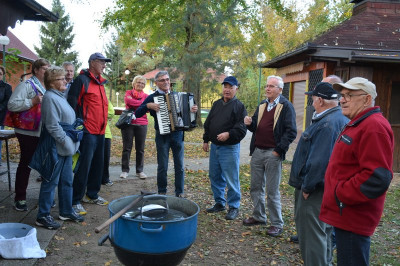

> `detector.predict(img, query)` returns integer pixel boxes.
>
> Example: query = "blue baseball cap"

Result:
[222,76,238,87]
[88,52,111,63]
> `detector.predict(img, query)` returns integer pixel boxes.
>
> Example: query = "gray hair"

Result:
[62,61,74,69]
[267,75,284,89]
[154,71,169,81]
[324,75,342,84]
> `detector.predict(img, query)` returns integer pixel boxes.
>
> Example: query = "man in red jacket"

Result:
[67,52,110,215]
[320,77,394,265]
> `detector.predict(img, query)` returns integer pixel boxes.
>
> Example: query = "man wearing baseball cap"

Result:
[320,77,394,265]
[289,82,349,265]
[203,76,247,220]
[67,52,112,215]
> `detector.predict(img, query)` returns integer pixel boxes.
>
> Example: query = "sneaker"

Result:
[102,180,114,186]
[59,212,85,222]
[51,200,56,208]
[15,200,28,211]
[82,195,109,206]
[137,172,147,179]
[72,203,87,215]
[36,215,61,230]
[206,203,225,213]
[120,172,128,179]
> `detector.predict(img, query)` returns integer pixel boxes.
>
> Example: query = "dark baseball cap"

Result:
[305,82,339,99]
[88,52,111,63]
[222,76,238,87]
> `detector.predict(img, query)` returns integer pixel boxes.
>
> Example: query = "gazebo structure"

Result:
[262,0,400,171]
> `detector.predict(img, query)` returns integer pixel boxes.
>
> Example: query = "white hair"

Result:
[267,75,284,89]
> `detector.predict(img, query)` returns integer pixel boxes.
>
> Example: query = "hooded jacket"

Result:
[67,69,108,135]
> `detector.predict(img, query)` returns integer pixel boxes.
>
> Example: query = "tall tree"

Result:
[103,0,252,125]
[34,0,80,68]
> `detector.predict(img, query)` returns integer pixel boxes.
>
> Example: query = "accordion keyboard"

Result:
[154,95,171,135]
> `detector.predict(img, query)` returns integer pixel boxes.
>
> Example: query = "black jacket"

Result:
[203,97,247,145]
[247,95,297,160]
[0,81,12,125]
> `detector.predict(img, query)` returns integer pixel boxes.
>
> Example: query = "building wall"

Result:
[0,59,32,89]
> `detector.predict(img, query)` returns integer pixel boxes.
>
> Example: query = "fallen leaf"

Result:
[54,236,64,241]
[241,231,251,236]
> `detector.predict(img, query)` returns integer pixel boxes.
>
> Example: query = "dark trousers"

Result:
[72,133,105,204]
[335,227,371,266]
[121,125,147,173]
[15,133,39,201]
[102,138,111,184]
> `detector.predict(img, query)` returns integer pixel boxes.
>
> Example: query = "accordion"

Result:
[154,92,197,135]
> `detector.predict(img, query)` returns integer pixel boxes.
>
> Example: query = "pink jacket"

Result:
[124,89,148,125]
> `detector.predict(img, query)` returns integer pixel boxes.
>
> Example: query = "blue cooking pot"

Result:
[106,195,199,266]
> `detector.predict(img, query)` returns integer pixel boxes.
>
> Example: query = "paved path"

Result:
[0,130,296,265]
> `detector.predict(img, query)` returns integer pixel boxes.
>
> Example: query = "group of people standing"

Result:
[1,52,394,265]
[203,74,394,266]
[3,52,152,230]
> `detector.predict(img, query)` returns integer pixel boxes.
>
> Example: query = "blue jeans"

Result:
[37,156,73,218]
[335,227,370,266]
[209,143,241,209]
[72,133,105,204]
[155,130,184,196]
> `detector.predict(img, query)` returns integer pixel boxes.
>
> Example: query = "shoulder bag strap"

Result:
[26,80,39,96]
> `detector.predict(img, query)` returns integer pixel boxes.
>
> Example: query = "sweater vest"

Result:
[255,106,276,149]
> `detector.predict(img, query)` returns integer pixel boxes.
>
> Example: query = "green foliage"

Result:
[102,0,353,113]
[34,0,80,69]
[4,48,29,84]
[102,0,251,124]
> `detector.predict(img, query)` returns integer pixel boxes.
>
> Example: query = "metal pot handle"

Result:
[139,224,164,233]
[98,233,109,246]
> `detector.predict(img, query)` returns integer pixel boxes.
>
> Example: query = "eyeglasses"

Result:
[156,78,170,83]
[339,93,367,102]
[265,84,279,89]
[136,82,145,85]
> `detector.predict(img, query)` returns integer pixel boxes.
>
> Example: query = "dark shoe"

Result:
[176,193,184,198]
[267,226,283,237]
[36,215,61,230]
[290,235,299,243]
[15,200,28,211]
[206,203,225,213]
[243,217,266,226]
[158,192,166,195]
[225,208,239,220]
[59,212,85,222]
[102,180,113,186]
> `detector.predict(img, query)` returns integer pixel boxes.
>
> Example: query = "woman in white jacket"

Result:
[7,58,50,212]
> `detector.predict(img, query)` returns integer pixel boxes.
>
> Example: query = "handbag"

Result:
[4,80,42,131]
[115,109,135,129]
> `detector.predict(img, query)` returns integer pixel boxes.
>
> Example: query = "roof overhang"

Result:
[0,0,58,35]
[262,43,400,69]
